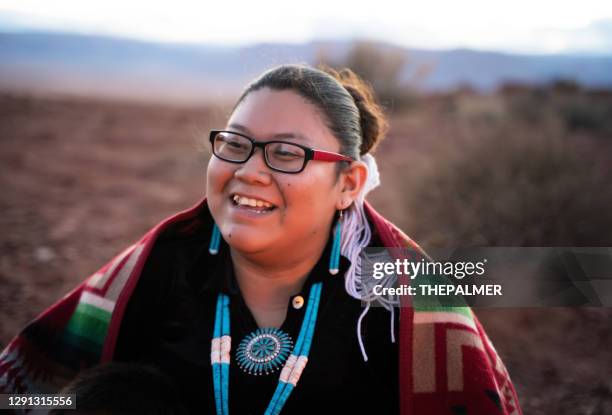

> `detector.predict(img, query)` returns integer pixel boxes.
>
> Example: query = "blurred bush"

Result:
[318,40,428,111]
[379,83,612,248]
[502,80,612,137]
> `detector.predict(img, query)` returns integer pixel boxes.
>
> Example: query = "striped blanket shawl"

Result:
[0,197,522,414]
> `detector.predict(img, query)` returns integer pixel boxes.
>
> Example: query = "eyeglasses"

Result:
[209,130,354,174]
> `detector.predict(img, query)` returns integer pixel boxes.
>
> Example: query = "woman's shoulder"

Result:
[134,200,217,290]
[128,207,216,306]
[114,210,216,359]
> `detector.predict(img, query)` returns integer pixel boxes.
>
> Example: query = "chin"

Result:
[219,224,273,254]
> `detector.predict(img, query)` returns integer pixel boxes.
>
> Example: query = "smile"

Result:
[231,193,277,213]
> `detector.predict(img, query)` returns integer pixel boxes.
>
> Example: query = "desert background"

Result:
[1,29,612,414]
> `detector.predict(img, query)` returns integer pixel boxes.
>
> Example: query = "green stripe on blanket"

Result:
[411,270,472,317]
[63,330,105,355]
[413,304,473,319]
[74,302,112,323]
[64,304,111,348]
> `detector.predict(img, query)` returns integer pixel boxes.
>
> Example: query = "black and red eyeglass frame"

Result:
[209,130,355,173]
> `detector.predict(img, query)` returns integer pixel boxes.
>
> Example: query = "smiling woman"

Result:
[0,64,522,415]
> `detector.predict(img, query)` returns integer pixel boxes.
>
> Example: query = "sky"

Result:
[1,0,612,54]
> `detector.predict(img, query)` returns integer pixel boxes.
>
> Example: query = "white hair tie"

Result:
[358,153,380,202]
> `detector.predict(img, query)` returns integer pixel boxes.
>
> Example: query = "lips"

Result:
[230,193,277,213]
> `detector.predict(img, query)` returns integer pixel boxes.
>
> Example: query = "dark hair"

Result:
[234,64,388,160]
[49,363,187,415]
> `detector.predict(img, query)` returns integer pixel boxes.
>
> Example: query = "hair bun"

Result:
[322,67,389,155]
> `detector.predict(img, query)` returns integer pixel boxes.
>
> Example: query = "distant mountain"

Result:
[1,32,611,103]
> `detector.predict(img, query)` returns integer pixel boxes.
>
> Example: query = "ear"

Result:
[335,160,368,210]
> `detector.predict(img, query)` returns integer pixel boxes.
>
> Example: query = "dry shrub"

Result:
[402,117,612,248]
[502,80,612,137]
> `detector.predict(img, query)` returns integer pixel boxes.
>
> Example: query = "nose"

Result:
[233,147,272,185]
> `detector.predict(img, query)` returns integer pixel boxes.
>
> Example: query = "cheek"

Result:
[206,159,233,209]
[207,158,231,191]
[280,171,337,218]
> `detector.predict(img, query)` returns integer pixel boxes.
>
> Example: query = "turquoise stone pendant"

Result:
[236,327,293,376]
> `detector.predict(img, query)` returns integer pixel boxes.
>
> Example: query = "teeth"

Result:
[232,194,274,209]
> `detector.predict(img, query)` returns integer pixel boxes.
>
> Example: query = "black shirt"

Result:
[115,217,399,414]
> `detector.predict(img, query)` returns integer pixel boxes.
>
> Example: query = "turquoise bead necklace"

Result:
[210,282,323,415]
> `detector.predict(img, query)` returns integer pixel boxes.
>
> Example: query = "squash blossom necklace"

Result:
[210,282,323,415]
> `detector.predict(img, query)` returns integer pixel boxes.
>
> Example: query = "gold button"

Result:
[292,295,304,310]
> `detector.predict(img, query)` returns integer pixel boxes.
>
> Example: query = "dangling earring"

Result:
[209,223,221,255]
[329,209,343,275]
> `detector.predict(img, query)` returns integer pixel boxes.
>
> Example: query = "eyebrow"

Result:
[227,123,310,142]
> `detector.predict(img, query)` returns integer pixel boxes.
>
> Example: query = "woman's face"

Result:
[206,88,346,256]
